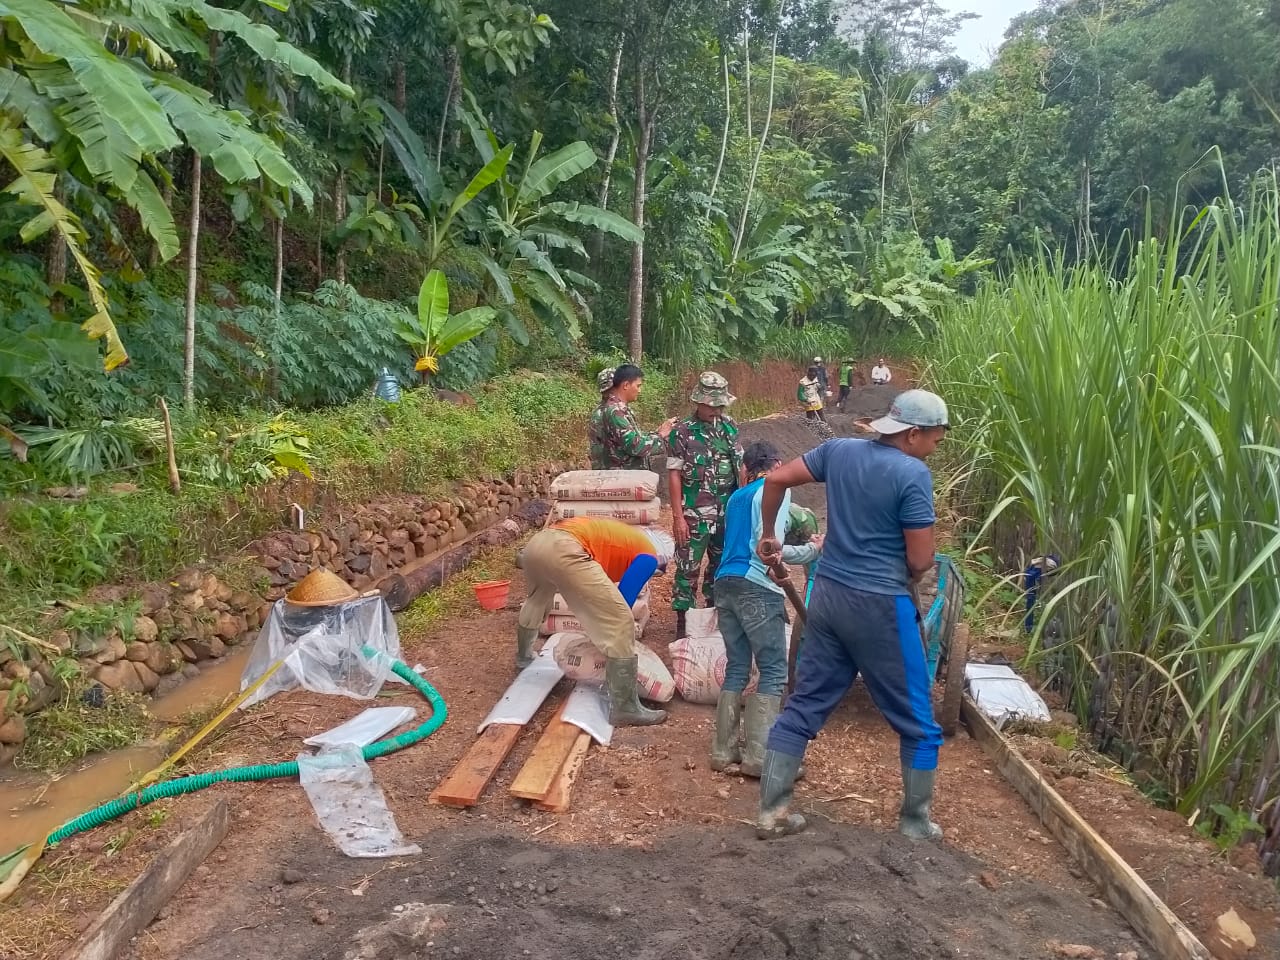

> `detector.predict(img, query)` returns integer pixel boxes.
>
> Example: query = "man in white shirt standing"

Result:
[871,358,892,385]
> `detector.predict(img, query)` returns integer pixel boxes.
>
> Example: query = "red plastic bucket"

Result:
[473,579,511,611]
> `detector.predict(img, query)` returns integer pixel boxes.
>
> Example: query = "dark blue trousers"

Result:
[767,576,943,770]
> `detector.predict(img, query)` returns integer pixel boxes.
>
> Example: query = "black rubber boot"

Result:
[675,611,687,641]
[710,691,742,771]
[898,764,944,840]
[605,656,667,726]
[515,626,538,670]
[756,749,807,839]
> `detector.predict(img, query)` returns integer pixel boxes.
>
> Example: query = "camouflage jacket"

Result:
[666,415,744,516]
[588,398,664,470]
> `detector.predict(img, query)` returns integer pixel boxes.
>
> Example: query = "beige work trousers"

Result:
[517,529,635,658]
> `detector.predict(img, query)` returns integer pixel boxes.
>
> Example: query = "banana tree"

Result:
[460,115,643,345]
[395,269,496,380]
[377,100,513,266]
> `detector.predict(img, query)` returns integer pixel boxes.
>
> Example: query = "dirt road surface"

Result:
[16,379,1274,960]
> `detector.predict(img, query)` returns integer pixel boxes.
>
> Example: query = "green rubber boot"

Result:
[515,626,539,670]
[738,693,780,778]
[710,691,742,771]
[898,765,944,840]
[605,656,667,726]
[756,749,807,839]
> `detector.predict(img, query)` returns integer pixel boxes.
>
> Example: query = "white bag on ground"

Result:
[684,606,719,639]
[551,469,659,502]
[552,632,675,702]
[297,748,420,858]
[542,613,644,639]
[669,624,793,704]
[551,498,663,525]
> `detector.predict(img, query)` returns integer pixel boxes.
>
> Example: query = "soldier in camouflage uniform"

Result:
[667,371,746,637]
[588,364,677,470]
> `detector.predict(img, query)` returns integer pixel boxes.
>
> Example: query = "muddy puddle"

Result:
[0,645,250,854]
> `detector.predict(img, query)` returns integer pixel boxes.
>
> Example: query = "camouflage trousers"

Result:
[672,512,725,613]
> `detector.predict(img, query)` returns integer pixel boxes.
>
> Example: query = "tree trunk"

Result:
[743,24,752,143]
[393,58,407,113]
[594,33,625,264]
[705,52,731,216]
[436,46,459,170]
[274,215,284,313]
[334,171,347,284]
[733,1,786,262]
[183,151,202,411]
[626,66,653,361]
[46,184,67,288]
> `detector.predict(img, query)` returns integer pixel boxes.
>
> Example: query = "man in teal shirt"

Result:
[710,441,821,777]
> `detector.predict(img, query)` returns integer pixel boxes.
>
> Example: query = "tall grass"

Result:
[936,176,1280,873]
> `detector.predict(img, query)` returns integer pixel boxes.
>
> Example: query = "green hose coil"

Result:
[46,653,447,846]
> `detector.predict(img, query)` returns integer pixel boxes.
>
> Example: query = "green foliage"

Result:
[17,685,152,771]
[2,500,124,591]
[177,413,315,487]
[17,418,164,481]
[1196,804,1266,853]
[935,175,1280,843]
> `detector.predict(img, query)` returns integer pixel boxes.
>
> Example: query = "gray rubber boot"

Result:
[710,692,742,771]
[515,626,539,670]
[898,764,944,840]
[605,656,667,726]
[756,749,807,839]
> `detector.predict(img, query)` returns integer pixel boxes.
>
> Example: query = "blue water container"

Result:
[374,367,401,402]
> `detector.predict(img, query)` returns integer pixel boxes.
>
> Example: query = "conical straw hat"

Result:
[285,568,360,607]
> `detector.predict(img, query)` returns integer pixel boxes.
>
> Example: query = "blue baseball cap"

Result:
[870,389,949,434]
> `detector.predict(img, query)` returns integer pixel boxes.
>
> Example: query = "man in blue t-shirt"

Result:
[752,389,950,842]
[711,441,822,778]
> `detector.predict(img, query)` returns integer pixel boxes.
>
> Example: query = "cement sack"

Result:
[542,613,642,639]
[683,606,719,639]
[552,632,675,702]
[551,585,649,618]
[551,469,659,502]
[669,624,793,704]
[551,498,663,525]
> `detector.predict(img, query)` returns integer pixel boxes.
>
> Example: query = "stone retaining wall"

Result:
[0,461,577,766]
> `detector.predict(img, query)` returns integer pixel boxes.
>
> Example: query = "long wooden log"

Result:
[962,697,1213,960]
[377,499,550,611]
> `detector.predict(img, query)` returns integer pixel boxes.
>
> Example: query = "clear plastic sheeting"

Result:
[240,596,401,708]
[304,707,417,750]
[964,663,1052,728]
[297,748,421,858]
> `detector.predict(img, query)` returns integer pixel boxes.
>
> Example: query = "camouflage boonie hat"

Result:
[689,371,736,408]
[596,367,616,392]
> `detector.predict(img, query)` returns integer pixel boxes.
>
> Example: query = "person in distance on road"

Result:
[871,358,892,385]
[752,389,949,842]
[797,367,827,423]
[837,357,855,411]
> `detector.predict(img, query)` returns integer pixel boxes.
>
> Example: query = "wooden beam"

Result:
[429,723,523,808]
[961,698,1213,960]
[510,705,582,802]
[62,800,230,960]
[535,733,592,813]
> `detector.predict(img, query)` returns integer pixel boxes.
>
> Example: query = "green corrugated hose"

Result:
[45,650,446,846]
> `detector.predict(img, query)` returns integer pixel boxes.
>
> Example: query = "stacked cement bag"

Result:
[542,469,663,639]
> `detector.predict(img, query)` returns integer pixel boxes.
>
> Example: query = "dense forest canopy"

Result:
[2,0,1278,432]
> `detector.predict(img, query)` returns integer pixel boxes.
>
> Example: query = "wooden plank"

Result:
[534,733,592,813]
[429,723,523,808]
[62,800,230,960]
[509,705,582,801]
[961,697,1213,960]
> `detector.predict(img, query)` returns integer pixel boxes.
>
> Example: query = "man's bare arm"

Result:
[758,458,816,562]
[904,526,936,581]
